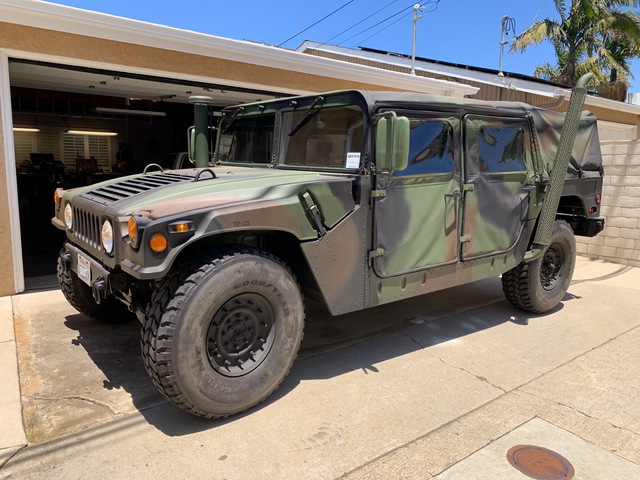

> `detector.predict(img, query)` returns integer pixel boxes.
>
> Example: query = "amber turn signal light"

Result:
[149,233,168,253]
[168,221,194,233]
[128,217,139,248]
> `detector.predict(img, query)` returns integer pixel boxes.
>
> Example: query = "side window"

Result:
[477,125,526,173]
[217,114,274,164]
[394,119,454,177]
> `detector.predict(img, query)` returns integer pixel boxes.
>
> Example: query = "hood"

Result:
[72,166,357,229]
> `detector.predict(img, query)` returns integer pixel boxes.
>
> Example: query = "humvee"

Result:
[52,76,604,418]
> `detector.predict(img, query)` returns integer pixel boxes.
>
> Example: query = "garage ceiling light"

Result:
[66,129,118,136]
[94,107,166,117]
[13,127,40,132]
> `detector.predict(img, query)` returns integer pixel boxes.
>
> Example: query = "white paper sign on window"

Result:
[346,152,361,169]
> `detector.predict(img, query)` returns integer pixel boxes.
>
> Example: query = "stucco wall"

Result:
[576,140,640,266]
[0,96,16,296]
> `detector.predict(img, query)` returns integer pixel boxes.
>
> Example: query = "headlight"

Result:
[101,220,114,254]
[64,203,73,229]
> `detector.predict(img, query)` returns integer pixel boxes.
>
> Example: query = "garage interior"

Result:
[9,59,285,290]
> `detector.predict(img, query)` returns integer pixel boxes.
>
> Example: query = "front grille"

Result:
[80,173,193,205]
[73,207,101,250]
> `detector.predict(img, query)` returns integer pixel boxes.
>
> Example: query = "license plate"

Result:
[77,253,91,286]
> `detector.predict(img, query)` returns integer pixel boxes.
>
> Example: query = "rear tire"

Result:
[56,246,134,323]
[141,246,305,419]
[502,220,576,313]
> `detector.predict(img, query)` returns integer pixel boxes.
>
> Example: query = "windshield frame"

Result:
[215,92,371,173]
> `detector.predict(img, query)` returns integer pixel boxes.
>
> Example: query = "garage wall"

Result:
[576,140,640,266]
[0,104,16,296]
[0,52,17,296]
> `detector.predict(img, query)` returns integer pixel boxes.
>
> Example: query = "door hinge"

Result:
[368,248,385,259]
[370,189,387,199]
[463,183,475,192]
[460,235,472,243]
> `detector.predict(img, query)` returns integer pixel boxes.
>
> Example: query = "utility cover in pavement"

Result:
[506,445,574,479]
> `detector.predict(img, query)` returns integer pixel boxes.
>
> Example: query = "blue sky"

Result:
[47,0,639,90]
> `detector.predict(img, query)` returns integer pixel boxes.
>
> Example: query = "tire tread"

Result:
[140,246,304,419]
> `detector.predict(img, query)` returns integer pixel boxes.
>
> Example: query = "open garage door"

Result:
[8,59,288,290]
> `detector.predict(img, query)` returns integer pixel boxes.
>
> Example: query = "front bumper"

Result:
[60,242,128,304]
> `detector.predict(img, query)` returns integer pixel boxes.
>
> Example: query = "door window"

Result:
[394,120,454,176]
[477,126,526,173]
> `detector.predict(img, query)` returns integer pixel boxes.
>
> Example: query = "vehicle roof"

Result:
[355,90,533,117]
[228,90,538,118]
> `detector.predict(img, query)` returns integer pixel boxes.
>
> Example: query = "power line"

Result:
[346,8,413,47]
[277,0,356,47]
[339,0,440,49]
[336,2,420,47]
[530,0,549,28]
[321,0,403,46]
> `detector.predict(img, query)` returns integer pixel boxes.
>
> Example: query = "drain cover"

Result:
[506,445,575,480]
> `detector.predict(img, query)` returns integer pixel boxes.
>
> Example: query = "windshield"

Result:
[216,112,275,165]
[279,105,365,170]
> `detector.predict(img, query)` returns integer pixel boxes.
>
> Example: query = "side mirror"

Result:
[375,112,410,173]
[187,126,196,163]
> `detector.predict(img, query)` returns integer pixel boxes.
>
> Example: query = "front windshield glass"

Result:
[279,105,364,169]
[216,112,275,165]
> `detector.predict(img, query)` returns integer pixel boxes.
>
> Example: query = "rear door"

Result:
[460,115,534,259]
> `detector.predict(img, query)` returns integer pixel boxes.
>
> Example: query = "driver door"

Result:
[372,114,461,277]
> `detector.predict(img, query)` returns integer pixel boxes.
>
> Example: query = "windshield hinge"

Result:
[463,183,474,192]
[460,235,472,243]
[368,248,385,259]
[370,189,387,199]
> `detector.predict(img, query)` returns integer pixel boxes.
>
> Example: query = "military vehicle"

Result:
[52,75,604,418]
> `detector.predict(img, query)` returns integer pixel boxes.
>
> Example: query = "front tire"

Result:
[141,247,305,418]
[502,220,576,313]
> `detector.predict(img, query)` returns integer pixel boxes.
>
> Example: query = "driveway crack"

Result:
[30,395,118,416]
[521,390,639,437]
[400,330,507,393]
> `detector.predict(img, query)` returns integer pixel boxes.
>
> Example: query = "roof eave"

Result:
[0,0,478,98]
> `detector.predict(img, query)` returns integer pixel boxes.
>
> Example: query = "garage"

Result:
[9,59,285,289]
[0,1,476,296]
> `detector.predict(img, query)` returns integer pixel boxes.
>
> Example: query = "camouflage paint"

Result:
[52,88,603,316]
[54,168,356,278]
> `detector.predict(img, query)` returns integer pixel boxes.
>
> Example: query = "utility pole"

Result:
[498,16,516,77]
[411,4,424,75]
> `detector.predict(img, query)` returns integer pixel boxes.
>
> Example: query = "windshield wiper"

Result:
[288,96,324,137]
[221,106,245,134]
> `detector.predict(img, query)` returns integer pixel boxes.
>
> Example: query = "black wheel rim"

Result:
[541,243,565,291]
[205,293,275,377]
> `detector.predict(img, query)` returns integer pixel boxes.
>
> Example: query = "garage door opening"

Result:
[9,59,284,290]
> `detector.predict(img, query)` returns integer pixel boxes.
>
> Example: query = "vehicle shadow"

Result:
[60,277,570,437]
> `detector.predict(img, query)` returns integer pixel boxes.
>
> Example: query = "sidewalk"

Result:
[0,296,26,467]
[1,257,640,479]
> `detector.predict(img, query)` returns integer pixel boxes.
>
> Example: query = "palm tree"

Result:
[511,0,640,86]
[599,10,640,82]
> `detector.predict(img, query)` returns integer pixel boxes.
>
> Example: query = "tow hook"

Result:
[92,276,107,304]
[60,251,71,273]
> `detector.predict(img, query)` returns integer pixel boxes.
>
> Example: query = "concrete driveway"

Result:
[1,256,639,479]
